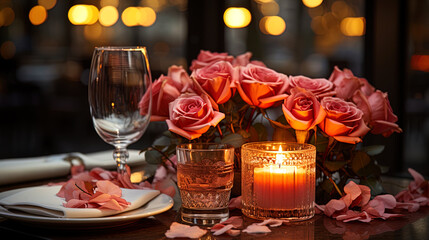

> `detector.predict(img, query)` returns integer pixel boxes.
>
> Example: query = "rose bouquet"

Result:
[140,50,402,203]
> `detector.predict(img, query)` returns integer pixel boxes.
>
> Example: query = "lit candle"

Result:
[253,146,308,209]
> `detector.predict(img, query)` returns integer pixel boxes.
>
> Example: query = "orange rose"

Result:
[235,64,289,109]
[191,61,236,104]
[282,88,326,131]
[319,97,370,144]
[166,93,225,140]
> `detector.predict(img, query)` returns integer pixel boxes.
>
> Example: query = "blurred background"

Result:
[0,0,428,177]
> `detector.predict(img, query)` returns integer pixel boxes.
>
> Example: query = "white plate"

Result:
[0,187,174,228]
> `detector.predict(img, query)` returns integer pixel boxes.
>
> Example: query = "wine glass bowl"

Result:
[88,46,152,173]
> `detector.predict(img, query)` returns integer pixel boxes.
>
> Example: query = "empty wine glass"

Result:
[88,46,152,174]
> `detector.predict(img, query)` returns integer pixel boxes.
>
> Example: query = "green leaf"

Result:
[360,178,385,196]
[145,150,163,165]
[320,178,333,193]
[221,133,245,148]
[324,161,347,172]
[357,161,382,177]
[351,151,371,175]
[153,135,171,147]
[362,145,385,156]
[252,123,268,141]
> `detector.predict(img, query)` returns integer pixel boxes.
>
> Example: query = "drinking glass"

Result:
[88,46,152,174]
[176,143,234,226]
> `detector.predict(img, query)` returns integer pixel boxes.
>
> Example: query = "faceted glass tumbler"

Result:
[241,142,316,221]
[176,143,234,226]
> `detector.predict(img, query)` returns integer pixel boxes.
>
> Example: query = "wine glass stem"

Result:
[113,147,129,174]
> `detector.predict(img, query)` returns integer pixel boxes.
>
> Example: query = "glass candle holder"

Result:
[241,141,316,221]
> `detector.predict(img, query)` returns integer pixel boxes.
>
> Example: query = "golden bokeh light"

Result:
[140,0,167,12]
[100,0,119,7]
[259,1,279,16]
[38,0,56,10]
[331,1,352,19]
[68,5,98,25]
[255,0,274,3]
[138,7,156,26]
[0,41,15,59]
[2,7,15,26]
[223,7,251,28]
[84,23,103,41]
[121,7,140,27]
[260,16,286,35]
[302,0,323,8]
[29,5,47,25]
[99,6,118,27]
[340,17,365,36]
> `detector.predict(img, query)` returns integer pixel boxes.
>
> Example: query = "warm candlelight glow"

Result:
[68,5,98,25]
[302,0,323,8]
[99,6,118,27]
[340,17,365,36]
[38,0,57,10]
[260,16,286,36]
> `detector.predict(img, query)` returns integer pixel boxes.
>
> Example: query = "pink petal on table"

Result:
[256,218,286,227]
[111,195,130,206]
[408,168,425,187]
[315,203,325,213]
[395,202,420,212]
[380,213,403,220]
[339,210,372,223]
[395,190,413,202]
[229,196,242,210]
[324,199,347,217]
[89,192,112,203]
[165,222,207,239]
[212,224,234,236]
[211,223,226,232]
[89,167,116,180]
[71,165,85,176]
[242,224,271,234]
[373,194,397,209]
[220,216,243,228]
[227,229,241,237]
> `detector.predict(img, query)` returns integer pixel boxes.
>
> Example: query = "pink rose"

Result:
[359,78,375,96]
[232,52,266,67]
[139,65,194,121]
[319,97,370,144]
[166,93,225,140]
[235,64,289,109]
[189,50,234,71]
[282,88,326,131]
[329,66,362,100]
[352,90,402,137]
[191,61,236,104]
[288,75,336,99]
[367,91,402,137]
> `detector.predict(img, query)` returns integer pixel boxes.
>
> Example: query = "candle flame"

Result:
[275,145,284,168]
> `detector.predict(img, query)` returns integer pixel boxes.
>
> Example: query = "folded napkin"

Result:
[0,185,160,218]
[0,150,145,186]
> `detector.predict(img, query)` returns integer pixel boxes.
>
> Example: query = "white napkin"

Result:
[0,150,145,186]
[0,185,160,218]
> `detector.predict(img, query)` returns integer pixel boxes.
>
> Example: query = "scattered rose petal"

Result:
[229,196,242,210]
[165,222,207,239]
[212,224,234,236]
[256,218,286,227]
[227,229,241,237]
[324,199,347,217]
[220,216,243,228]
[242,224,271,234]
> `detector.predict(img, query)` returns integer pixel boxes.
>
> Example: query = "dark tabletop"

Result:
[0,177,428,240]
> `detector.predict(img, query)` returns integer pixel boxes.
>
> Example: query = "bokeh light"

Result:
[38,0,56,10]
[138,7,156,27]
[29,5,47,25]
[331,1,352,19]
[121,7,140,27]
[411,55,429,72]
[2,7,15,26]
[68,5,98,25]
[260,16,286,35]
[340,17,365,36]
[99,6,118,27]
[223,7,251,28]
[302,0,323,8]
[0,41,15,59]
[259,1,279,16]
